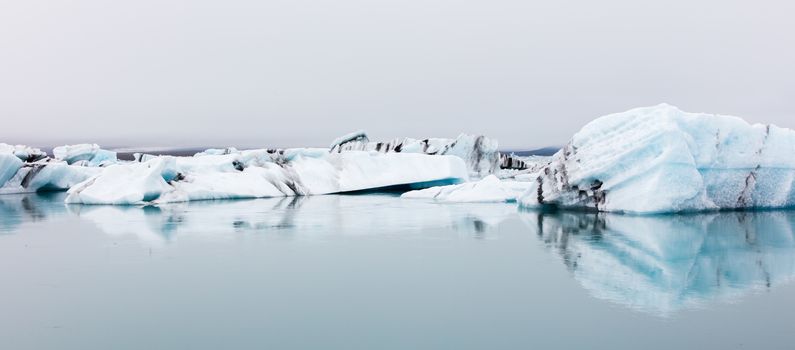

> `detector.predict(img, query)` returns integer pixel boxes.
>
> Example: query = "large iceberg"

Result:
[65,150,468,205]
[518,104,795,213]
[63,131,537,205]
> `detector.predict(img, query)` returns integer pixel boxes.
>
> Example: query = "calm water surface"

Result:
[2,193,795,349]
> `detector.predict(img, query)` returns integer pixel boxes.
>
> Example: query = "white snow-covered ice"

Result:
[66,150,469,205]
[53,143,117,166]
[1,144,112,194]
[0,143,47,163]
[5,105,795,212]
[518,104,795,213]
[331,132,502,177]
[0,161,100,194]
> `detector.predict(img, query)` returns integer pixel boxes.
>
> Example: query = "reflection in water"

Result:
[0,192,68,233]
[64,194,517,244]
[3,193,795,315]
[523,210,795,315]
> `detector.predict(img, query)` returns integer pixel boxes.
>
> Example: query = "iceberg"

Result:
[1,144,49,189]
[330,131,526,177]
[65,150,469,205]
[1,144,106,194]
[0,149,23,187]
[401,174,532,203]
[0,143,47,163]
[53,143,117,166]
[1,160,100,194]
[518,104,795,213]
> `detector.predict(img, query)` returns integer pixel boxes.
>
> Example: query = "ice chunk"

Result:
[0,152,23,187]
[66,151,468,205]
[0,161,101,194]
[518,104,795,213]
[402,175,532,202]
[53,144,117,166]
[66,157,179,204]
[193,147,239,156]
[0,143,47,162]
[2,144,99,194]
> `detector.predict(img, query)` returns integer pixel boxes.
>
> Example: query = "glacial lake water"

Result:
[2,192,795,349]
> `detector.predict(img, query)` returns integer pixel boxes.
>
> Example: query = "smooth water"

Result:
[2,193,795,349]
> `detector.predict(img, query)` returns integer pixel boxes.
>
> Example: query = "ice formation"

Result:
[5,105,795,212]
[0,143,47,163]
[65,150,468,205]
[518,104,795,213]
[1,144,100,194]
[53,143,117,166]
[401,175,532,202]
[330,132,526,177]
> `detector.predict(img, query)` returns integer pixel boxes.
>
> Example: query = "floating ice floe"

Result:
[65,150,469,205]
[401,175,532,203]
[518,104,795,213]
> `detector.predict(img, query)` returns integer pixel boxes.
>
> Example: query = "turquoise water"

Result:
[2,193,795,349]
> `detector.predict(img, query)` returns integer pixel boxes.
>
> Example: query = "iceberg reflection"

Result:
[523,210,795,315]
[0,192,69,233]
[66,194,517,244]
[3,192,795,315]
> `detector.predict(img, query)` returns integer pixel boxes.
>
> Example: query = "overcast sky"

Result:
[1,0,793,149]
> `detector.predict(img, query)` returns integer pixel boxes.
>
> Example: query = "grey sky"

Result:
[1,0,793,149]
